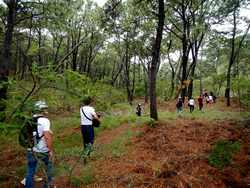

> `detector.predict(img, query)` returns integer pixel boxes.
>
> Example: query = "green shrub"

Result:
[147,118,156,127]
[70,176,83,187]
[80,165,95,185]
[208,140,240,169]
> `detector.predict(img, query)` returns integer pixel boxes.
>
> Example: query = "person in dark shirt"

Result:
[198,95,203,111]
[176,97,183,114]
[136,104,142,116]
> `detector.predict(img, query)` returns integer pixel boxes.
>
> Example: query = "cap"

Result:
[34,100,48,111]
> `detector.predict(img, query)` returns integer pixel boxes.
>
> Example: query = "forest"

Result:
[0,0,250,187]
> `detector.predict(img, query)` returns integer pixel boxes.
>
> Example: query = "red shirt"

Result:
[198,97,203,105]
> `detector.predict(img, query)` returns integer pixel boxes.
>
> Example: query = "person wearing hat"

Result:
[80,96,99,156]
[136,103,142,116]
[23,100,54,188]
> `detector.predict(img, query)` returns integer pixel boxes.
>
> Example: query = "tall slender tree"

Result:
[0,0,17,120]
[224,0,250,106]
[149,0,165,120]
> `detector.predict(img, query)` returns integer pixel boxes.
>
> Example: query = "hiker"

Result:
[23,100,54,188]
[80,96,100,156]
[176,97,183,114]
[203,89,208,98]
[208,93,213,104]
[198,95,203,111]
[136,103,142,116]
[188,97,195,113]
[205,95,210,104]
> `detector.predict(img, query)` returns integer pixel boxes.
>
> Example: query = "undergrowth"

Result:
[159,110,250,121]
[208,140,240,169]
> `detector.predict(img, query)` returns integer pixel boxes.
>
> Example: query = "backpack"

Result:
[18,116,44,148]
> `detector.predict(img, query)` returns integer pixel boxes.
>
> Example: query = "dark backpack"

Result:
[18,116,43,148]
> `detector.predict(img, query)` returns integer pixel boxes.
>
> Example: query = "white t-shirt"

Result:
[209,95,213,101]
[189,99,195,106]
[33,117,51,153]
[80,106,96,125]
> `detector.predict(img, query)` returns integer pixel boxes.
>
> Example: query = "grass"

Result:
[109,128,133,157]
[111,103,133,114]
[52,115,79,130]
[93,127,134,160]
[54,163,71,177]
[1,97,249,186]
[208,140,241,169]
[159,109,250,121]
[80,164,95,185]
[69,165,95,186]
[56,147,83,161]
[51,110,143,185]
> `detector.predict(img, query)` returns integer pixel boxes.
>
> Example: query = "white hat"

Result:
[34,100,48,111]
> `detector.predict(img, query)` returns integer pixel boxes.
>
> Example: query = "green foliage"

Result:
[159,109,250,121]
[146,118,156,128]
[110,130,132,157]
[81,174,94,185]
[3,68,126,132]
[157,79,171,100]
[232,76,250,108]
[0,122,20,134]
[94,128,134,159]
[208,140,240,169]
[70,177,83,187]
[134,82,146,97]
[99,115,123,130]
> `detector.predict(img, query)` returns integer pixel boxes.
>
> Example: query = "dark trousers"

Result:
[189,105,194,113]
[80,125,94,148]
[199,104,203,110]
[136,111,141,116]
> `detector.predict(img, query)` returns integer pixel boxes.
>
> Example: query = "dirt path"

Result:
[86,119,250,188]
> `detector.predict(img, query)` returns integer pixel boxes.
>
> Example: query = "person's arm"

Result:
[91,108,100,120]
[44,131,53,158]
[92,112,100,120]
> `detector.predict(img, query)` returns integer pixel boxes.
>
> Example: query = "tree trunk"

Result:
[149,0,165,120]
[38,27,42,66]
[225,63,232,106]
[180,53,188,101]
[124,39,133,105]
[0,1,16,120]
[168,55,175,100]
[199,72,203,95]
[181,7,189,102]
[143,67,149,103]
[225,6,237,107]
[187,61,197,98]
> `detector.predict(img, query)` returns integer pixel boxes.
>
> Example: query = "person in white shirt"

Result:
[80,96,99,155]
[188,97,195,113]
[208,95,213,104]
[24,100,54,188]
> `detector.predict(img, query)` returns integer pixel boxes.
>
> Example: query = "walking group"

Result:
[20,96,100,188]
[176,90,217,114]
[20,92,216,187]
